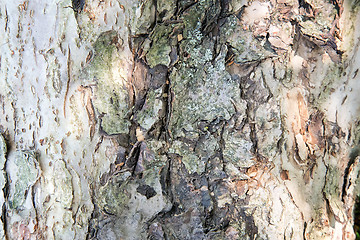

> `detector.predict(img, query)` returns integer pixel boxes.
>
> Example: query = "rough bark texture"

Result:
[0,0,360,239]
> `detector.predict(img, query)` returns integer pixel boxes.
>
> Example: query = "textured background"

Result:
[0,0,360,239]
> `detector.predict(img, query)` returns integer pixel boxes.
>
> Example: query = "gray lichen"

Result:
[53,160,73,209]
[96,171,171,238]
[170,46,242,138]
[223,128,255,169]
[135,88,163,130]
[223,15,275,64]
[8,151,41,210]
[98,175,132,216]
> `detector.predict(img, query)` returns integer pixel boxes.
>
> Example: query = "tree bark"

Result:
[0,0,360,239]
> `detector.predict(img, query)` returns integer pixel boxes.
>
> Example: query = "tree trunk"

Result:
[0,0,360,239]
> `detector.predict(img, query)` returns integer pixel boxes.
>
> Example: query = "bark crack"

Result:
[64,46,71,118]
[2,172,9,240]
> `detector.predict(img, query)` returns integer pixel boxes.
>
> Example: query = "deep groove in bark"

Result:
[342,147,359,202]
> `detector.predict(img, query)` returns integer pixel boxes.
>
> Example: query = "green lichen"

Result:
[129,0,156,34]
[8,151,41,210]
[322,165,346,223]
[167,12,245,173]
[86,31,131,135]
[146,25,173,68]
[168,133,219,174]
[98,176,132,215]
[299,20,329,38]
[183,10,203,42]
[323,165,341,198]
[98,170,167,217]
[142,168,162,188]
[180,36,214,67]
[350,0,360,12]
[317,64,342,104]
[157,0,177,21]
[136,88,163,130]
[181,0,219,41]
[304,0,337,30]
[170,46,241,137]
[223,130,255,168]
[223,15,274,63]
[169,141,204,174]
[144,140,168,171]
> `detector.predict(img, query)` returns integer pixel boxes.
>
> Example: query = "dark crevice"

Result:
[176,0,198,16]
[160,157,174,203]
[323,191,337,225]
[303,221,307,240]
[201,1,222,36]
[292,18,343,63]
[71,0,85,13]
[354,196,360,240]
[235,5,246,21]
[2,137,9,240]
[85,184,98,240]
[331,0,342,17]
[341,148,360,202]
[31,184,41,237]
[1,204,7,240]
[218,119,227,172]
[260,70,273,102]
[2,171,8,240]
[203,205,216,233]
[162,69,172,143]
[246,103,259,156]
[238,208,258,239]
[298,0,314,15]
[219,0,230,17]
[137,184,157,199]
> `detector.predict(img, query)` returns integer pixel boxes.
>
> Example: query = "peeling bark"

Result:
[0,0,360,239]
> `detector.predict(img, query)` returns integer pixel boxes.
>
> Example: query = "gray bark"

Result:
[0,0,360,239]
